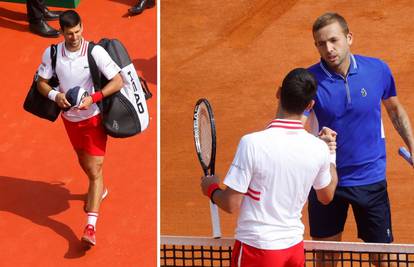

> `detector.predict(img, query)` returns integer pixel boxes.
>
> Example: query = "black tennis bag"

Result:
[23,44,61,122]
[88,39,151,138]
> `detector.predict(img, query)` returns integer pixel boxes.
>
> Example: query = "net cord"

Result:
[161,235,414,254]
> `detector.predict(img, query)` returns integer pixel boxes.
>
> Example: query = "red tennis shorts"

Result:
[231,240,304,267]
[62,114,107,156]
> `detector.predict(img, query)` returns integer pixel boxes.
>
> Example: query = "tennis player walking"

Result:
[306,12,414,267]
[201,68,338,267]
[36,10,123,246]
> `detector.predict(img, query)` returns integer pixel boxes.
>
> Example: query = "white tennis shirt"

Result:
[223,119,331,250]
[38,39,120,122]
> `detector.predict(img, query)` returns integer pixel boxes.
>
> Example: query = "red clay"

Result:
[161,0,414,244]
[0,1,157,266]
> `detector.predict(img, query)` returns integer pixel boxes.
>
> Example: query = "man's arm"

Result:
[314,126,338,205]
[99,73,124,97]
[315,164,338,205]
[79,44,124,110]
[37,76,71,109]
[37,76,52,98]
[201,175,244,214]
[78,73,123,110]
[37,46,72,109]
[383,96,414,157]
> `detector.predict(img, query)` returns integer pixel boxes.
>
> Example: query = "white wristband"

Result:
[329,153,336,165]
[47,90,59,102]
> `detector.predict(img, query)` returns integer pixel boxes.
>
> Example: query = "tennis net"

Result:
[160,236,414,266]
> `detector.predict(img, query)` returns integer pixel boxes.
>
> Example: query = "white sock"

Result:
[87,212,99,228]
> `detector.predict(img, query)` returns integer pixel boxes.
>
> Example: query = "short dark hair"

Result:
[280,68,317,115]
[312,12,349,35]
[59,10,82,31]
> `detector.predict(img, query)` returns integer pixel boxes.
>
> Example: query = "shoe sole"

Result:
[81,236,96,247]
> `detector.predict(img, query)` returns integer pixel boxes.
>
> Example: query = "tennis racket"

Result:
[193,98,221,238]
[398,147,413,165]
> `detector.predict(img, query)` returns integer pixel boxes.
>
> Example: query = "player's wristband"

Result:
[210,188,221,205]
[329,153,336,165]
[47,90,59,102]
[91,91,104,103]
[207,183,221,203]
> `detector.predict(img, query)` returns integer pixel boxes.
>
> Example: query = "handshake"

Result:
[319,126,337,164]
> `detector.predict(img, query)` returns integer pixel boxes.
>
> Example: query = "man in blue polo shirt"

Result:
[307,12,414,266]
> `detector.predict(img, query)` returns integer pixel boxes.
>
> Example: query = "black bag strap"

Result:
[50,44,57,73]
[87,42,105,112]
[87,42,102,91]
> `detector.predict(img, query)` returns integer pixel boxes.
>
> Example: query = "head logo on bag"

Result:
[88,38,152,138]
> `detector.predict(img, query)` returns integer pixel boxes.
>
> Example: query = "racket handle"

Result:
[209,201,221,238]
[399,147,413,165]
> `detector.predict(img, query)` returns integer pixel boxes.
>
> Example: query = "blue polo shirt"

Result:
[308,54,396,186]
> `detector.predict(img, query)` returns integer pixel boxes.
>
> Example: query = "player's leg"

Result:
[311,233,342,267]
[76,150,105,212]
[350,180,393,267]
[78,151,107,246]
[63,115,107,213]
[308,188,349,267]
[63,114,107,246]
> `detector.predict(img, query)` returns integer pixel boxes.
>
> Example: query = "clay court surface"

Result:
[0,1,156,266]
[161,0,414,244]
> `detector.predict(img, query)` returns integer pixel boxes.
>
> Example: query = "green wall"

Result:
[0,0,80,8]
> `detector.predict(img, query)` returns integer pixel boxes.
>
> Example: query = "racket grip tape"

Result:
[399,147,413,165]
[210,201,222,238]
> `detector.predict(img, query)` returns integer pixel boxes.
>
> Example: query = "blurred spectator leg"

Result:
[27,0,60,38]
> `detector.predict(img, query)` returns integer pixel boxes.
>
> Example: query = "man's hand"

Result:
[200,175,220,197]
[55,93,71,109]
[78,96,93,110]
[319,126,337,153]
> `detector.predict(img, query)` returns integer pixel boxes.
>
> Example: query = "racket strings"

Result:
[197,105,213,166]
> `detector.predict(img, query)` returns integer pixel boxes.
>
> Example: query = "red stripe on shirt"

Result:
[267,125,304,130]
[247,187,261,195]
[270,119,302,125]
[61,44,66,57]
[267,119,304,130]
[81,41,88,56]
[245,192,260,201]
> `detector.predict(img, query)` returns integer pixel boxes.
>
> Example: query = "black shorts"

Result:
[308,180,393,243]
